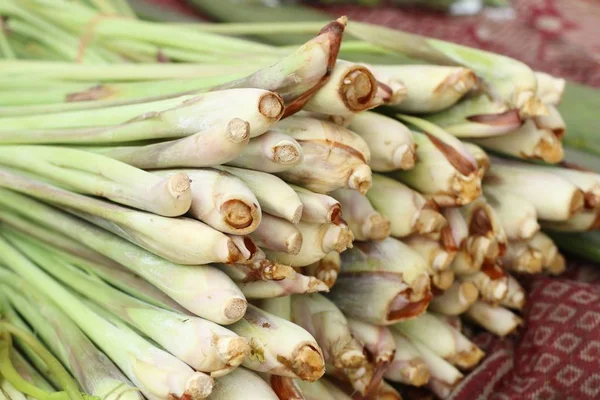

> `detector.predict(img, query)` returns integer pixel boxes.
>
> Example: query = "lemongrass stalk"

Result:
[257,374,304,400]
[303,60,378,116]
[459,265,508,304]
[215,260,295,283]
[0,189,246,324]
[0,145,191,217]
[367,174,447,238]
[463,142,490,176]
[503,241,543,274]
[466,302,522,337]
[295,380,337,400]
[10,351,54,394]
[425,94,523,137]
[248,214,302,255]
[534,104,565,139]
[319,379,355,400]
[429,281,479,316]
[291,185,341,224]
[392,312,484,370]
[384,331,430,387]
[450,235,492,275]
[368,65,476,113]
[329,189,390,241]
[266,221,354,267]
[389,131,480,207]
[528,232,559,269]
[0,279,141,400]
[208,368,278,400]
[295,110,354,127]
[410,339,463,399]
[304,252,341,289]
[290,294,366,370]
[441,208,469,255]
[432,269,456,291]
[274,116,372,194]
[12,240,249,377]
[543,210,600,232]
[227,305,324,381]
[501,275,526,311]
[0,89,283,142]
[485,159,585,221]
[347,319,396,367]
[535,72,566,106]
[0,170,246,266]
[346,21,544,117]
[215,166,303,224]
[544,165,600,210]
[0,379,26,400]
[0,235,213,400]
[226,131,303,173]
[80,121,251,169]
[236,271,328,299]
[154,169,261,235]
[257,296,292,321]
[404,235,455,272]
[471,119,564,163]
[484,188,539,240]
[348,111,416,172]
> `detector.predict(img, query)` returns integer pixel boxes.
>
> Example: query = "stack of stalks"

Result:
[0,1,597,400]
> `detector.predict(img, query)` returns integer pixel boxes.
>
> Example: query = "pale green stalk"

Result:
[207,368,278,400]
[0,146,192,217]
[429,280,479,316]
[227,131,303,173]
[236,270,328,299]
[0,271,141,400]
[11,351,54,392]
[484,188,540,241]
[466,302,522,337]
[0,235,214,400]
[249,213,302,255]
[330,188,391,241]
[0,189,247,324]
[290,185,341,224]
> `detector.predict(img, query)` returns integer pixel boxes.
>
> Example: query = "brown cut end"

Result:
[220,200,253,229]
[531,134,563,163]
[223,298,247,321]
[273,143,302,165]
[263,262,295,281]
[393,144,417,170]
[338,349,366,369]
[434,68,477,95]
[218,336,251,368]
[307,277,329,293]
[467,109,522,127]
[226,118,250,143]
[416,209,447,235]
[167,172,191,197]
[270,376,304,400]
[317,269,338,288]
[185,373,215,400]
[432,270,455,291]
[258,92,285,120]
[405,359,431,387]
[410,273,432,302]
[512,249,543,274]
[348,164,372,195]
[451,347,486,370]
[459,282,480,306]
[340,66,378,112]
[570,190,586,217]
[365,213,392,241]
[425,133,477,176]
[546,253,566,275]
[288,344,325,381]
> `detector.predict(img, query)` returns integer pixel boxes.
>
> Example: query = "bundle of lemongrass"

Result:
[0,1,598,399]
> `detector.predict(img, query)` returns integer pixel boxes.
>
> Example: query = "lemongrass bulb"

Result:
[226,130,303,173]
[249,213,302,255]
[429,281,479,316]
[384,331,430,386]
[330,188,390,241]
[466,302,523,337]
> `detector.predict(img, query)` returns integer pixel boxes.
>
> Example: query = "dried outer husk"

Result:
[535,71,566,106]
[0,89,284,142]
[250,213,302,255]
[431,269,456,292]
[330,189,391,241]
[0,145,192,217]
[425,94,523,138]
[215,166,303,224]
[75,119,251,169]
[235,270,329,299]
[304,60,379,116]
[392,312,485,370]
[429,281,479,316]
[265,220,354,267]
[0,169,248,266]
[364,65,476,113]
[291,185,342,224]
[304,252,341,289]
[501,274,526,311]
[404,235,455,272]
[471,119,564,164]
[484,188,540,241]
[410,339,464,399]
[459,263,508,305]
[226,130,303,173]
[466,302,523,337]
[384,330,430,387]
[153,168,261,235]
[546,164,600,210]
[389,130,481,207]
[367,174,447,238]
[485,158,585,221]
[273,116,372,194]
[503,241,544,274]
[462,142,490,176]
[347,112,416,171]
[227,304,325,381]
[441,208,469,254]
[258,374,305,400]
[0,189,247,324]
[208,368,279,400]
